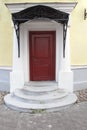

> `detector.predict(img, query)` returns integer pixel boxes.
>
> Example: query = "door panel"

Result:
[29,31,55,81]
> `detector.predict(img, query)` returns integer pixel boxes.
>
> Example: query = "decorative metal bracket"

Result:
[63,23,67,58]
[84,9,87,20]
[14,22,20,57]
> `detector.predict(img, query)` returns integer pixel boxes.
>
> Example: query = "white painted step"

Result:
[14,89,68,101]
[25,81,58,87]
[4,93,77,112]
[22,85,59,92]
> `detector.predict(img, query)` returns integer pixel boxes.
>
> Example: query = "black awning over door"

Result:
[12,5,69,24]
[12,5,69,57]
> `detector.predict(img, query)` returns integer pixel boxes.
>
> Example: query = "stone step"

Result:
[22,85,59,93]
[24,81,58,87]
[14,89,68,102]
[4,93,77,112]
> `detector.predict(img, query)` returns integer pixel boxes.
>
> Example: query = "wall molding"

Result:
[6,2,77,13]
[72,65,87,69]
[0,66,12,70]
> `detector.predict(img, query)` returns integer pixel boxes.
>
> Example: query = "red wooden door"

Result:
[29,31,55,81]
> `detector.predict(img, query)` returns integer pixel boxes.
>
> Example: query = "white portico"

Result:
[4,2,77,112]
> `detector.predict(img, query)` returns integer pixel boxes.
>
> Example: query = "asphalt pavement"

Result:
[0,102,87,130]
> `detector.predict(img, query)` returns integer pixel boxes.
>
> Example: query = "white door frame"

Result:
[20,20,63,83]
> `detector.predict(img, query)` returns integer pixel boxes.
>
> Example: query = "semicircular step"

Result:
[14,89,68,102]
[4,93,77,112]
[23,85,59,92]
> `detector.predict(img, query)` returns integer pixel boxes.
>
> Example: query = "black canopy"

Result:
[12,5,69,24]
[12,5,69,57]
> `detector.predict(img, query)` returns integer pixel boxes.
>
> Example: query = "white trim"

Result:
[0,66,12,70]
[74,81,87,85]
[6,2,77,13]
[71,65,87,69]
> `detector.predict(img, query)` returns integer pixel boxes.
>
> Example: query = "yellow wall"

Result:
[0,0,13,66]
[0,0,87,66]
[71,0,87,65]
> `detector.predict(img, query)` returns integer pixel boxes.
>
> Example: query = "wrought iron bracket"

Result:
[14,22,20,57]
[63,23,67,58]
[84,9,87,20]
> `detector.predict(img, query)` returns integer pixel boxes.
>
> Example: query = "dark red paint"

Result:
[29,31,56,81]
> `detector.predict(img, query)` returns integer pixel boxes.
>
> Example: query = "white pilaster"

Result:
[59,16,73,92]
[10,27,24,93]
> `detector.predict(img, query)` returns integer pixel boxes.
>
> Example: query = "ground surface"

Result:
[0,90,87,130]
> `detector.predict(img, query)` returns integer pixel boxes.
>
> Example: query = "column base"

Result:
[10,71,24,93]
[59,71,73,92]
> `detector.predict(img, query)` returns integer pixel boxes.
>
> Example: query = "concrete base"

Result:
[59,71,73,92]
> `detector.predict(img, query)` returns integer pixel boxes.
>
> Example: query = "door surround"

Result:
[6,2,77,92]
[20,20,63,83]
